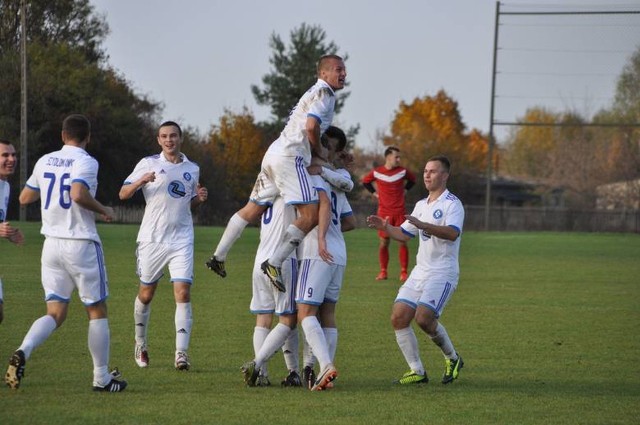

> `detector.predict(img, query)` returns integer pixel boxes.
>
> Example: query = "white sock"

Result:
[430,322,456,359]
[134,296,150,346]
[395,327,424,375]
[323,327,338,362]
[88,318,112,386]
[301,316,331,371]
[175,302,192,352]
[282,327,299,372]
[302,335,315,369]
[253,326,270,374]
[19,315,57,359]
[255,323,291,368]
[269,225,306,267]
[214,213,249,260]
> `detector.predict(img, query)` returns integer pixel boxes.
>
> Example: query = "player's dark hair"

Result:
[384,146,400,157]
[62,114,91,142]
[0,139,13,146]
[324,126,347,152]
[317,54,343,72]
[159,120,182,137]
[427,155,451,173]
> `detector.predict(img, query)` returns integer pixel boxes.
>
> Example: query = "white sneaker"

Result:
[175,351,190,370]
[134,343,149,368]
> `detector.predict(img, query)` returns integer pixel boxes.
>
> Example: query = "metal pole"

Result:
[19,0,28,221]
[484,1,501,231]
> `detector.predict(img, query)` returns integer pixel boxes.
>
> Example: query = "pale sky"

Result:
[90,0,639,151]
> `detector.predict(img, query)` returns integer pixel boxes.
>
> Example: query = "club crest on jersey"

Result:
[183,172,192,181]
[168,180,187,198]
[433,209,443,219]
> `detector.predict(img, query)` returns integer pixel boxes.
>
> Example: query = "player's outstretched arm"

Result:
[366,215,410,242]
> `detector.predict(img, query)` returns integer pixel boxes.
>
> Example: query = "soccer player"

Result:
[0,139,25,324]
[366,155,464,385]
[240,196,301,387]
[119,121,208,371]
[206,55,347,291]
[362,146,416,282]
[5,114,126,392]
[241,126,353,389]
[296,132,356,391]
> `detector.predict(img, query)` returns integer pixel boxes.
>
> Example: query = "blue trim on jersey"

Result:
[340,211,353,219]
[45,294,70,303]
[307,113,322,124]
[72,178,90,189]
[449,225,461,236]
[401,228,415,238]
[26,183,40,191]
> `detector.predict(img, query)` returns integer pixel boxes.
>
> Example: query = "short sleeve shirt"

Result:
[123,152,199,244]
[400,189,464,278]
[26,145,101,242]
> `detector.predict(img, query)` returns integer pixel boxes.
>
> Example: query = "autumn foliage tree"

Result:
[204,108,266,218]
[382,90,488,201]
[501,47,640,209]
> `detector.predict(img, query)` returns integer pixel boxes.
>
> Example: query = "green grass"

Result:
[1,224,639,424]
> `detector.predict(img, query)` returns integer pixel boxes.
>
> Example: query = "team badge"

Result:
[433,209,443,219]
[183,172,192,181]
[168,180,187,198]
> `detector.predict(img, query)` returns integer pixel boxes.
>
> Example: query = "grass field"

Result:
[1,223,639,424]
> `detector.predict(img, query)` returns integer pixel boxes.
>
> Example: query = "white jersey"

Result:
[123,152,199,244]
[299,176,352,266]
[0,179,9,222]
[25,145,101,242]
[256,197,297,263]
[274,79,336,165]
[400,189,464,278]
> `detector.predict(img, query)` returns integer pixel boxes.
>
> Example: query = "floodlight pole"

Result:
[19,0,28,222]
[485,1,501,231]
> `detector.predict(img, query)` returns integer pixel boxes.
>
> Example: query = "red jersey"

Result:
[362,166,416,215]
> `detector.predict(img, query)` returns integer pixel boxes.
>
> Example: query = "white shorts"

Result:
[250,151,319,206]
[395,270,457,318]
[250,257,297,315]
[296,259,345,306]
[41,237,109,306]
[136,241,194,285]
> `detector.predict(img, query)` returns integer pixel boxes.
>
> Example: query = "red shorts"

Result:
[378,213,406,238]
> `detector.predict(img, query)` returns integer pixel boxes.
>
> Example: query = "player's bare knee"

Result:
[239,202,265,223]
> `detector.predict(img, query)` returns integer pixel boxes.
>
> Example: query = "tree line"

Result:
[2,0,637,225]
